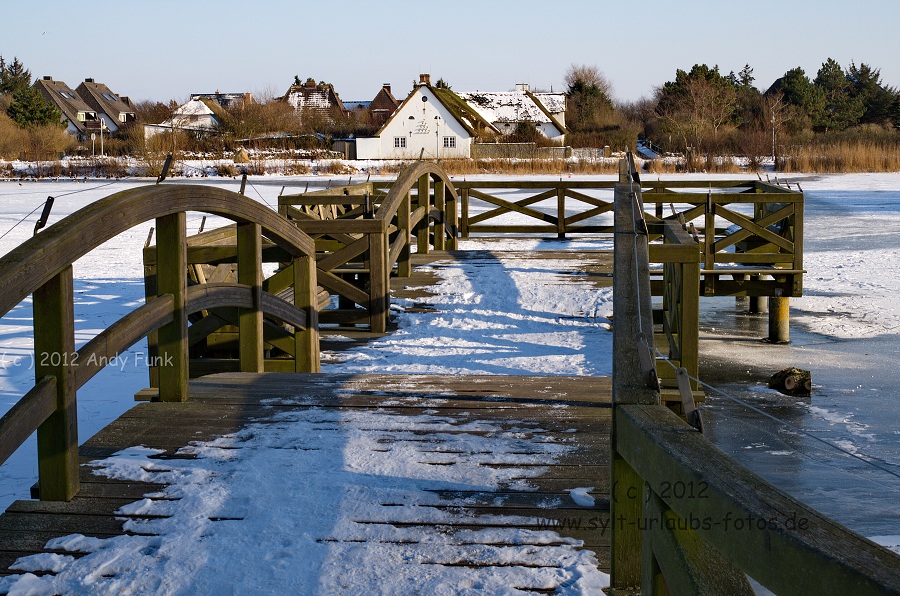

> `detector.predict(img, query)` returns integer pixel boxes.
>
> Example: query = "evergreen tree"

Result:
[768,67,824,129]
[6,86,62,127]
[814,58,863,132]
[846,62,897,125]
[0,56,32,95]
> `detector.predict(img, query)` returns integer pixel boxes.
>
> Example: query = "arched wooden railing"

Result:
[0,184,320,502]
[279,161,459,332]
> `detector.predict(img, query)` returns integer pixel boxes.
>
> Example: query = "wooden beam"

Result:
[237,222,263,373]
[156,212,188,402]
[294,255,320,372]
[34,266,78,501]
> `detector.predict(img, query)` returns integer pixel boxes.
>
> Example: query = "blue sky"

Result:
[5,0,899,104]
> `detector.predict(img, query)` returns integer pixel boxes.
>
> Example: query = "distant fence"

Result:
[471,143,571,160]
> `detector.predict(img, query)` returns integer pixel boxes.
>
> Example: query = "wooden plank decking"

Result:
[0,247,616,588]
[0,373,611,586]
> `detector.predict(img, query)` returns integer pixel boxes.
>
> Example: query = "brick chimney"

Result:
[382,83,391,94]
[419,73,431,86]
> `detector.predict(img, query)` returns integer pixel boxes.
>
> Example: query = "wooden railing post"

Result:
[156,212,188,402]
[397,189,412,277]
[369,227,389,333]
[237,222,264,372]
[460,187,470,238]
[34,266,78,501]
[611,169,660,592]
[293,254,320,372]
[446,184,458,250]
[434,177,446,250]
[557,187,566,239]
[417,173,430,254]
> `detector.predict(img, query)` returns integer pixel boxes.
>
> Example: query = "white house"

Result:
[143,99,221,140]
[455,84,568,144]
[356,74,499,160]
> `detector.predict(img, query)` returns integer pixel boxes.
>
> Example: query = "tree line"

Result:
[3,53,900,171]
[565,60,900,169]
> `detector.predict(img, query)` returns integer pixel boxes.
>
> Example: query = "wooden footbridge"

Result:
[0,159,897,594]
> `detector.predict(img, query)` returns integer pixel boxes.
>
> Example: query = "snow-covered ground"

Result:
[0,171,898,592]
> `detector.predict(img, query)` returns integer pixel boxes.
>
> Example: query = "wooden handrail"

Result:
[610,155,899,594]
[0,184,315,318]
[279,161,459,332]
[0,183,320,501]
[617,404,900,595]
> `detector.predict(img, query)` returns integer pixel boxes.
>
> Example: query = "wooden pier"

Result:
[1,159,898,594]
[0,373,613,587]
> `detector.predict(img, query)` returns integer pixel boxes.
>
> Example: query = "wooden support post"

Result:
[611,176,660,592]
[681,258,700,391]
[34,266,78,501]
[237,222,263,372]
[293,255,320,372]
[369,229,389,333]
[557,187,566,239]
[434,177,446,250]
[397,190,412,277]
[749,280,767,314]
[144,264,159,389]
[446,184,458,250]
[156,212,188,402]
[417,174,430,254]
[768,296,790,344]
[461,188,470,238]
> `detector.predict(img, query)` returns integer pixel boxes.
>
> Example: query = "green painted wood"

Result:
[237,222,263,373]
[34,266,78,501]
[156,212,188,403]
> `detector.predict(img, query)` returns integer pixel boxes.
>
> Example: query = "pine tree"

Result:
[769,67,825,129]
[0,56,32,95]
[6,86,62,127]
[846,62,897,125]
[813,58,863,132]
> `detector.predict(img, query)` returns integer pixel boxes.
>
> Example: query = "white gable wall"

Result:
[357,87,471,160]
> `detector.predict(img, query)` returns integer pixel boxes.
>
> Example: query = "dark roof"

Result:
[32,77,98,134]
[76,79,135,124]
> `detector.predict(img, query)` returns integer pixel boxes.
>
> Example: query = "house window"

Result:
[443,136,456,149]
[394,137,407,148]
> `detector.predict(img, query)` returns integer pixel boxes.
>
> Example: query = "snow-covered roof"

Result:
[532,92,566,114]
[455,91,564,124]
[172,99,216,117]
